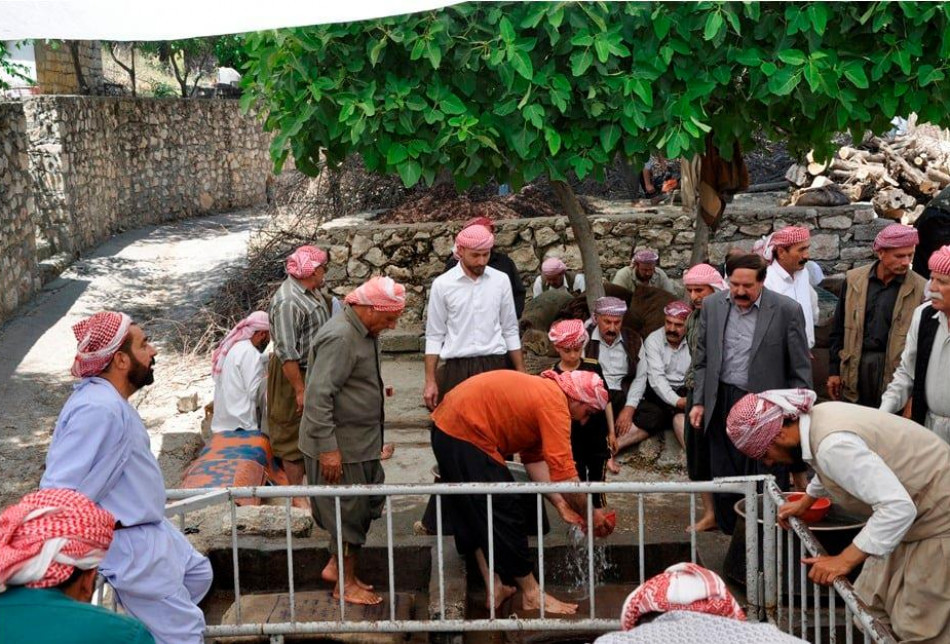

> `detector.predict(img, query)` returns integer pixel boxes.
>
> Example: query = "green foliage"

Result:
[240,1,950,186]
[0,41,34,91]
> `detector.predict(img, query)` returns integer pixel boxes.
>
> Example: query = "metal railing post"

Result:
[743,480,760,620]
[762,480,777,615]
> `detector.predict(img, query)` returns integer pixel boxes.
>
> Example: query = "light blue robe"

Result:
[41,378,212,644]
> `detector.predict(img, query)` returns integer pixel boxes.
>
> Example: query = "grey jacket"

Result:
[692,288,813,429]
[299,305,384,463]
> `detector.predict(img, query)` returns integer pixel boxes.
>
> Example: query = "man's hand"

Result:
[801,554,857,586]
[778,494,817,530]
[826,375,842,401]
[295,387,305,415]
[689,405,704,429]
[319,450,343,484]
[555,500,584,527]
[423,380,439,411]
[675,396,687,411]
[616,406,635,436]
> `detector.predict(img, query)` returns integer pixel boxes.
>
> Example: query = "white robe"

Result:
[41,377,212,644]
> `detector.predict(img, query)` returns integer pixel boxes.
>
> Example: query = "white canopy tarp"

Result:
[0,0,457,40]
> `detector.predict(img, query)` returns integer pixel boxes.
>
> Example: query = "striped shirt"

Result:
[269,276,331,370]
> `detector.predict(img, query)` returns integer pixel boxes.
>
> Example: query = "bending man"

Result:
[431,369,614,614]
[726,389,950,643]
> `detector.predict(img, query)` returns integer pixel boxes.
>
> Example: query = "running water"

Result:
[557,524,616,599]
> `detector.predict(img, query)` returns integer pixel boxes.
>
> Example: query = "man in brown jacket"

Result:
[299,277,406,606]
[827,224,927,407]
[727,389,950,644]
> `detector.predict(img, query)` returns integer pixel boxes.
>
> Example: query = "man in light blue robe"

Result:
[41,312,212,644]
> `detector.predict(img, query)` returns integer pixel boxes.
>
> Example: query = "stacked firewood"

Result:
[785,122,950,222]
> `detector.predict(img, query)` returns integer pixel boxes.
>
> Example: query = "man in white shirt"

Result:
[761,226,818,348]
[531,256,586,299]
[879,244,950,442]
[423,223,524,411]
[616,301,691,453]
[211,311,270,433]
[726,388,950,644]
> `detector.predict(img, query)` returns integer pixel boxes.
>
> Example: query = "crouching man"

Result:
[431,369,615,615]
[726,389,950,643]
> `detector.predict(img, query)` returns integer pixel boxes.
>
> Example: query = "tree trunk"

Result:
[691,209,711,265]
[68,41,89,94]
[551,180,604,312]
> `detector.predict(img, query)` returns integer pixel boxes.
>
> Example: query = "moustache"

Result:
[798,258,808,266]
[933,292,945,302]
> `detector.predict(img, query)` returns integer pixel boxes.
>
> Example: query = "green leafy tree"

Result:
[0,41,33,91]
[140,38,219,98]
[240,1,950,306]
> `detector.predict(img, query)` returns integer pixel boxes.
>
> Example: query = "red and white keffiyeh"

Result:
[548,319,588,349]
[873,224,919,252]
[755,226,811,261]
[344,276,407,312]
[462,216,496,233]
[540,369,608,410]
[619,562,746,630]
[286,245,328,279]
[0,489,114,592]
[70,311,132,378]
[929,245,950,276]
[541,257,568,277]
[663,301,692,321]
[726,389,817,459]
[633,249,659,265]
[455,224,495,252]
[683,263,727,291]
[211,311,269,376]
[594,296,628,317]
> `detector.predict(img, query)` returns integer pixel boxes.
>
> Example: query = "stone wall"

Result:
[34,41,104,95]
[21,96,272,255]
[317,201,886,326]
[0,104,40,322]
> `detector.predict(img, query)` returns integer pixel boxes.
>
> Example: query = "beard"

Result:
[128,353,155,390]
[788,443,805,468]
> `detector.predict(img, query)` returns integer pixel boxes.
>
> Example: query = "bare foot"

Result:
[522,591,578,615]
[292,497,311,511]
[606,458,621,474]
[380,443,395,460]
[686,514,718,534]
[332,582,383,605]
[485,583,517,611]
[322,559,373,590]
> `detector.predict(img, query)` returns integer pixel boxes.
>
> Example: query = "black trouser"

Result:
[431,426,534,585]
[574,455,607,508]
[707,383,797,535]
[857,351,887,408]
[684,388,711,481]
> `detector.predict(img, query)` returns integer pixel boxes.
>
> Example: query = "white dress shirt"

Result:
[425,264,521,359]
[625,346,648,408]
[643,327,691,407]
[765,260,817,348]
[879,303,950,442]
[531,273,586,298]
[211,339,268,432]
[801,414,917,556]
[592,326,630,390]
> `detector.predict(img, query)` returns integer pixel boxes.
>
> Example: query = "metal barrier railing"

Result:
[762,480,898,644]
[158,478,767,639]
[91,477,897,642]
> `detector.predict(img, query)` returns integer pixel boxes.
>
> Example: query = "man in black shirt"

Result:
[828,224,927,407]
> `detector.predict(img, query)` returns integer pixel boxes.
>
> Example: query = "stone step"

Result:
[379,330,423,353]
[37,251,74,286]
[217,590,418,643]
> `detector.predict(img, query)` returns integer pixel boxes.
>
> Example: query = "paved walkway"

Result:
[0,208,267,508]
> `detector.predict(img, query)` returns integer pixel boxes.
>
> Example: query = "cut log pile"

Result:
[785,121,950,223]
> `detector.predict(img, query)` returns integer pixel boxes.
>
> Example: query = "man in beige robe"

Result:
[726,388,950,644]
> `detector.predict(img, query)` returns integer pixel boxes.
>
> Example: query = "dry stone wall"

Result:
[22,96,272,255]
[318,201,886,326]
[0,104,40,322]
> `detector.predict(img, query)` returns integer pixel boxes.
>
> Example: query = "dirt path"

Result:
[0,209,267,508]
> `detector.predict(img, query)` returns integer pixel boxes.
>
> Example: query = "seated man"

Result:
[431,369,614,615]
[612,248,680,297]
[211,311,270,433]
[0,489,154,644]
[594,563,806,643]
[532,257,586,299]
[616,302,691,452]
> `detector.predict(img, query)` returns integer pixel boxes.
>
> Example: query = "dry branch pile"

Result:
[785,119,950,223]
